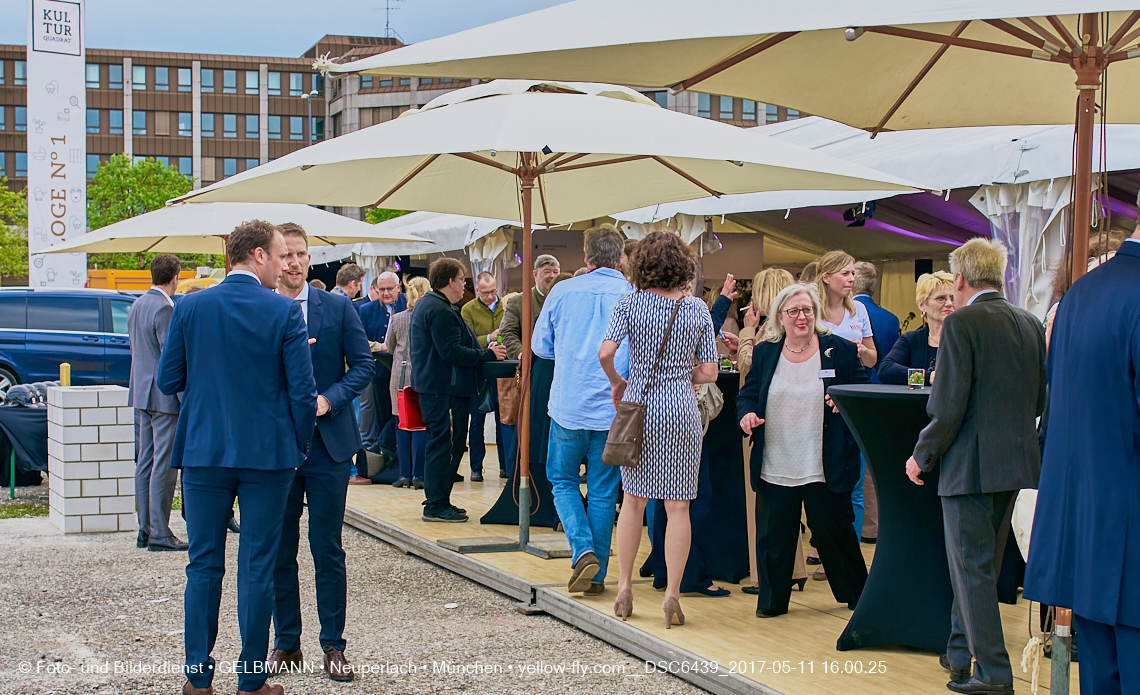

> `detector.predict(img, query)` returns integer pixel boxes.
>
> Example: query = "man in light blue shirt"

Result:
[532,224,631,595]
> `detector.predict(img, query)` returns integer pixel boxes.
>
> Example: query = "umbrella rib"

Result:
[1108,25,1140,55]
[866,26,1066,62]
[371,153,441,208]
[1016,17,1068,50]
[983,19,1069,56]
[141,238,168,253]
[313,235,334,246]
[537,174,551,227]
[871,21,970,137]
[539,152,566,171]
[651,156,721,198]
[451,151,520,174]
[551,154,651,173]
[680,32,798,91]
[1105,10,1140,51]
[1045,16,1081,52]
[545,153,588,171]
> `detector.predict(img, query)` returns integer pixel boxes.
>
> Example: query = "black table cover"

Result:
[827,384,952,653]
[0,405,49,487]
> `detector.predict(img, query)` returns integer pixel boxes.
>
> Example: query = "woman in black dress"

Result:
[879,271,955,386]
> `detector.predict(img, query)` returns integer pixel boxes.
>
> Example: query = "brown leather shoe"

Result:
[348,475,372,485]
[182,682,213,695]
[264,648,303,675]
[236,685,283,695]
[323,646,355,682]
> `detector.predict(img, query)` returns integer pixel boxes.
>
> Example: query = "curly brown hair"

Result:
[627,231,696,291]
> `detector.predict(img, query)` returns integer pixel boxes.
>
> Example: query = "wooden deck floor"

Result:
[345,456,1076,695]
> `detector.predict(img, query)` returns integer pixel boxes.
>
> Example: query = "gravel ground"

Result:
[0,511,705,695]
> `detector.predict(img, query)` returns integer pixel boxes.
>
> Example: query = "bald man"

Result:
[355,273,407,482]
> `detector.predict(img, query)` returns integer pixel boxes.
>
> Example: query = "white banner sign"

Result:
[26,0,86,287]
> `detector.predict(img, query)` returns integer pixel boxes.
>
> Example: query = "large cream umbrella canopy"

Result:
[328,2,1140,279]
[41,202,433,255]
[173,79,919,553]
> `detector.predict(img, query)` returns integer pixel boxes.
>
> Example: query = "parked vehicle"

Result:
[0,288,138,394]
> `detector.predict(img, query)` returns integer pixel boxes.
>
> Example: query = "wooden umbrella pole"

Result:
[1070,13,1102,283]
[517,157,537,547]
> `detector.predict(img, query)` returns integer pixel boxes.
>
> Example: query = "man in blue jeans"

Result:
[532,224,631,595]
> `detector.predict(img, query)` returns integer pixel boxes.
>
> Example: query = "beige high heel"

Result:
[614,588,633,621]
[663,596,685,629]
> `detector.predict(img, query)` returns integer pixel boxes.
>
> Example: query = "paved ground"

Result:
[0,511,705,695]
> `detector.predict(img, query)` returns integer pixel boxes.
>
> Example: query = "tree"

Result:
[0,179,28,280]
[365,207,411,225]
[86,154,219,270]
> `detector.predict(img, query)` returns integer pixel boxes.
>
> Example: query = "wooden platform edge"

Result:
[343,506,787,695]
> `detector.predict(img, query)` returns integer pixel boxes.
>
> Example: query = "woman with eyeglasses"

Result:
[879,272,956,386]
[736,283,870,618]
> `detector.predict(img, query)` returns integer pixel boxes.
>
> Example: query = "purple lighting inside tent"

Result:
[813,207,962,246]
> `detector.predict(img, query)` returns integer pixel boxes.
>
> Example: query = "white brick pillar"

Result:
[47,386,137,534]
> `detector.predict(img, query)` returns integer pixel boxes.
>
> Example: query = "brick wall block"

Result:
[81,443,118,462]
[47,387,100,409]
[49,473,81,498]
[61,496,100,515]
[81,478,118,497]
[48,406,80,427]
[48,440,83,463]
[117,513,138,531]
[81,514,120,533]
[118,478,135,496]
[99,425,134,444]
[100,496,135,514]
[53,461,99,480]
[98,388,130,408]
[80,407,118,426]
[100,460,135,479]
[53,425,99,445]
[118,407,134,425]
[118,443,135,460]
[51,510,82,533]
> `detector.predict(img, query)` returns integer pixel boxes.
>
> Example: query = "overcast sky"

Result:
[1,0,569,56]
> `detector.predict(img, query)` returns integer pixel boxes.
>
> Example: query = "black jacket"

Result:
[878,326,938,385]
[736,332,870,495]
[409,290,496,397]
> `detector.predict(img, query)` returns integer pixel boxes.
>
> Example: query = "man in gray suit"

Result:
[129,254,186,552]
[906,238,1046,695]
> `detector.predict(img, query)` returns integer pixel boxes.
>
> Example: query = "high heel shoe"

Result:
[792,578,807,592]
[613,588,633,621]
[662,596,685,629]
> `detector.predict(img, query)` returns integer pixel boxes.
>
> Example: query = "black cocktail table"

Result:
[827,384,952,653]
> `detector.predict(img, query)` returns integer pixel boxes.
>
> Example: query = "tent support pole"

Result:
[1070,14,1101,284]
[518,164,535,550]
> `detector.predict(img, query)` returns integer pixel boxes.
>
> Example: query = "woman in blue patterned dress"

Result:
[599,232,719,629]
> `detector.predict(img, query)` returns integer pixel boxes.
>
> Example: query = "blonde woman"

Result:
[816,250,877,369]
[736,283,870,617]
[880,271,955,386]
[385,276,432,489]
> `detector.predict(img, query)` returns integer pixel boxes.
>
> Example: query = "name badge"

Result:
[818,369,836,379]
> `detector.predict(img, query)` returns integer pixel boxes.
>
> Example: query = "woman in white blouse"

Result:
[816,250,877,369]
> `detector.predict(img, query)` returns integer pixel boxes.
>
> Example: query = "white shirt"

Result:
[150,285,174,307]
[1125,238,1139,246]
[277,281,309,324]
[967,288,1001,306]
[822,302,873,343]
[762,351,825,487]
[228,269,262,285]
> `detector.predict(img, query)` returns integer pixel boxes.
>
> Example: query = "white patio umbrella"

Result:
[40,202,433,255]
[329,2,1140,280]
[172,79,920,554]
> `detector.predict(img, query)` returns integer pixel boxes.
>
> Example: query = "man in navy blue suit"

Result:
[353,273,406,479]
[852,262,900,384]
[159,220,317,695]
[1025,232,1140,695]
[266,223,373,683]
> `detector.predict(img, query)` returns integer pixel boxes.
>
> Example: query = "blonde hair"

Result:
[915,271,955,308]
[751,267,795,316]
[404,276,431,309]
[949,238,1007,290]
[815,249,857,316]
[762,283,832,343]
[799,261,822,284]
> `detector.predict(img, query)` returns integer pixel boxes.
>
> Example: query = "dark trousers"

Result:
[272,430,351,653]
[395,414,428,480]
[359,365,393,454]
[468,397,505,474]
[419,393,470,515]
[755,480,867,615]
[941,491,1017,686]
[500,423,517,479]
[1074,614,1140,695]
[182,466,295,692]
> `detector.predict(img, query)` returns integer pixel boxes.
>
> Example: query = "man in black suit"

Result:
[267,223,374,682]
[354,272,407,481]
[906,238,1046,695]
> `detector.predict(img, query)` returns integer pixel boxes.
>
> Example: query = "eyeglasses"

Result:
[375,285,399,292]
[782,307,815,318]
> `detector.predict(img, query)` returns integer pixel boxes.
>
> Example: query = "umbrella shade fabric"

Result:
[173,80,920,219]
[40,202,432,255]
[328,1,1140,130]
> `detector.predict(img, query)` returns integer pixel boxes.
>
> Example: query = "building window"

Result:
[245,114,258,138]
[786,109,800,120]
[223,114,237,138]
[440,78,453,83]
[85,64,100,88]
[201,69,214,93]
[178,67,191,92]
[178,112,192,137]
[86,154,100,177]
[361,75,373,89]
[0,61,5,84]
[420,78,433,85]
[643,90,667,108]
[245,70,259,95]
[0,107,4,130]
[0,152,4,176]
[16,152,27,177]
[245,158,259,171]
[15,106,27,132]
[15,61,26,86]
[109,64,123,89]
[132,111,147,135]
[155,66,169,91]
[109,110,123,134]
[312,117,324,141]
[697,94,710,118]
[313,74,324,95]
[289,73,303,96]
[268,115,281,140]
[766,104,778,123]
[223,158,237,178]
[154,156,169,167]
[86,109,100,134]
[178,157,192,177]
[132,65,146,90]
[267,71,281,96]
[289,116,303,140]
[380,78,392,87]
[223,70,236,94]
[201,113,215,137]
[719,96,734,120]
[742,100,757,121]
[399,77,410,86]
